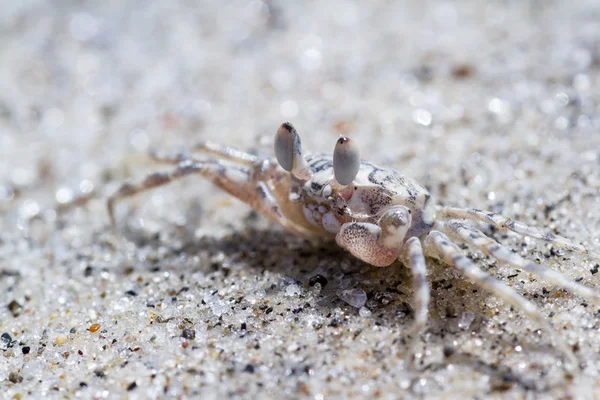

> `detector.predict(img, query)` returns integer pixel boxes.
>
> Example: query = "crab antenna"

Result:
[332,136,360,186]
[274,122,313,180]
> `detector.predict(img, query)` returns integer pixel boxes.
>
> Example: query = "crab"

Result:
[68,122,599,364]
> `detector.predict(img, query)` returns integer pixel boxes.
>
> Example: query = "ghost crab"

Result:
[104,122,599,364]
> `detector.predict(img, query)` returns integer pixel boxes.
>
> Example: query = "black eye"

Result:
[333,136,360,185]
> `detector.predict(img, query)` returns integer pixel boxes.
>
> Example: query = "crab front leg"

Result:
[400,237,430,356]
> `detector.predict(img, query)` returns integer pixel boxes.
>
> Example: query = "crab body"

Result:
[278,153,435,245]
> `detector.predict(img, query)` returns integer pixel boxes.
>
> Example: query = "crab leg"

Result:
[400,237,430,354]
[439,220,600,306]
[106,159,314,238]
[148,150,193,164]
[107,160,248,225]
[193,141,258,165]
[423,230,576,365]
[49,146,256,218]
[55,189,98,215]
[439,207,599,258]
[149,142,258,166]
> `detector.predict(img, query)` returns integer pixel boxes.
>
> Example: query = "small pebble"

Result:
[285,284,301,296]
[90,324,101,333]
[244,364,255,373]
[339,288,367,309]
[7,300,23,317]
[127,382,137,391]
[1,332,12,348]
[181,328,196,340]
[458,311,476,330]
[443,346,456,358]
[451,63,474,79]
[8,371,22,384]
[55,335,68,345]
[359,307,372,317]
[308,274,328,288]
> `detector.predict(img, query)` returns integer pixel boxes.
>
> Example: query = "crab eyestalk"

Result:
[333,136,360,187]
[274,122,313,180]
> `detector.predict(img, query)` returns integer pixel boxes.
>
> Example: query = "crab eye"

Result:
[274,122,300,172]
[333,136,360,185]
